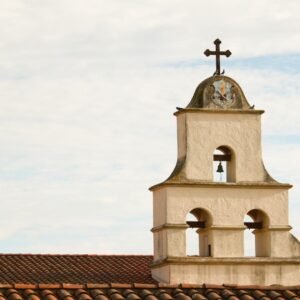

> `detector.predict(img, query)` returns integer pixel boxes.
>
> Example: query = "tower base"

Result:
[151,257,300,285]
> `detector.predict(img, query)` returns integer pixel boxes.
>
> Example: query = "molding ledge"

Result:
[151,256,300,268]
[149,181,292,191]
[174,108,265,116]
[151,224,189,232]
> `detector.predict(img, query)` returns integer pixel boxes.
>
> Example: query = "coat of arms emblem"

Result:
[212,79,236,108]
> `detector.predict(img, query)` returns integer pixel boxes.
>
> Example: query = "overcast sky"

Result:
[0,0,299,254]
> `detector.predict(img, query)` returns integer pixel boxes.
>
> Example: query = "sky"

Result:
[0,0,299,254]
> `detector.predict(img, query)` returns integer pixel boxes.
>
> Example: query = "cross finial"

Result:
[204,39,231,75]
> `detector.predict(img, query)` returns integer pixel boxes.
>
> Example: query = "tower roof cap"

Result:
[186,75,252,109]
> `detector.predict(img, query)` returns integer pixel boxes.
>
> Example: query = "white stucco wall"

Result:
[150,109,300,284]
[153,186,289,227]
[152,185,298,259]
[175,111,267,182]
[151,258,300,285]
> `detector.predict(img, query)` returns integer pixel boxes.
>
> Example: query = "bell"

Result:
[216,161,224,173]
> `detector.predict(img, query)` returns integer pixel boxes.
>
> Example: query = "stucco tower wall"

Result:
[150,73,300,285]
[175,110,267,182]
[152,185,292,259]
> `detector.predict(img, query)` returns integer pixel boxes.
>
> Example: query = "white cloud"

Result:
[0,1,299,254]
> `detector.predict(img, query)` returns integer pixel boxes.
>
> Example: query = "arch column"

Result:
[188,208,213,257]
[196,228,212,256]
[249,226,293,257]
[152,224,188,260]
[208,226,245,257]
[252,228,271,257]
[245,209,271,257]
[268,226,293,257]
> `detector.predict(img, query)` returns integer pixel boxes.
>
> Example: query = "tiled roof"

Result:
[0,254,299,300]
[0,284,299,300]
[0,254,154,284]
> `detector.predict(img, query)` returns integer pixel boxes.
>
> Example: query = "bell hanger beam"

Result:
[244,222,263,229]
[187,221,263,229]
[187,221,206,228]
[204,39,232,75]
[213,154,231,161]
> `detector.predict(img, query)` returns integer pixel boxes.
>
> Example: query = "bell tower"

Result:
[150,40,300,285]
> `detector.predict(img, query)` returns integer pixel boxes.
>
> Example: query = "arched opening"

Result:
[186,212,199,256]
[244,214,255,256]
[186,208,212,257]
[244,209,270,257]
[213,146,235,182]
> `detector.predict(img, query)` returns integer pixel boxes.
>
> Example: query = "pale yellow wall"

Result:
[152,185,298,259]
[151,108,300,285]
[153,227,187,260]
[151,259,300,285]
[154,186,289,226]
[176,111,267,182]
[210,228,244,257]
[177,113,187,159]
[153,188,167,227]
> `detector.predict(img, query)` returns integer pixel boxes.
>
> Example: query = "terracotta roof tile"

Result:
[74,289,92,300]
[281,291,299,300]
[22,289,40,300]
[252,290,271,300]
[40,290,58,300]
[56,289,74,300]
[220,289,239,300]
[87,285,110,290]
[181,285,203,290]
[5,289,23,300]
[133,285,157,289]
[107,289,125,300]
[0,285,13,289]
[266,291,285,300]
[155,290,173,300]
[238,291,255,300]
[38,285,61,289]
[14,285,37,290]
[0,287,299,300]
[187,289,207,300]
[173,289,192,300]
[0,255,154,284]
[138,289,158,300]
[0,254,298,300]
[89,289,108,300]
[123,289,141,300]
[205,289,222,300]
[110,285,133,289]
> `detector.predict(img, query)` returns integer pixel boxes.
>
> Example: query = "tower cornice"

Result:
[174,108,264,116]
[149,181,292,191]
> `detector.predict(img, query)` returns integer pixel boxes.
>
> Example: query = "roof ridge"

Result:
[0,253,153,257]
[0,283,299,290]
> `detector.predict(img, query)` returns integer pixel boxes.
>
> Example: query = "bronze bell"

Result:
[217,161,224,173]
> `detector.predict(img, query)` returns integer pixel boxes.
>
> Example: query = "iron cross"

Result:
[204,39,231,75]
